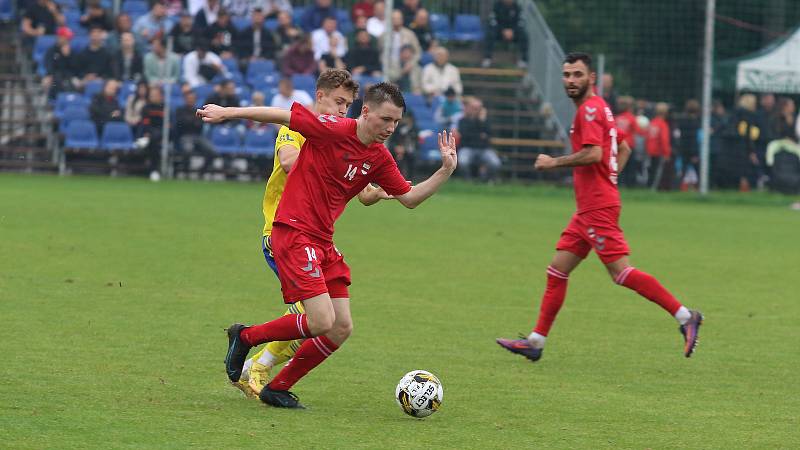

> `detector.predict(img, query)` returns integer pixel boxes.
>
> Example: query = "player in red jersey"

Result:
[198,81,458,408]
[496,52,703,362]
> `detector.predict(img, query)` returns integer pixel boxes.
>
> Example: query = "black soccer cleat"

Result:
[224,323,252,382]
[259,386,306,409]
[679,310,704,358]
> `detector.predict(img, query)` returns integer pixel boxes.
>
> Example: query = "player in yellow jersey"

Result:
[232,70,395,397]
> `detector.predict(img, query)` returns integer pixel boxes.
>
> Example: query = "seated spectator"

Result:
[456,97,501,182]
[206,79,241,108]
[112,32,144,82]
[144,37,181,86]
[348,14,371,49]
[311,16,347,61]
[42,26,78,98]
[280,35,316,76]
[352,0,375,21]
[133,1,174,48]
[399,0,422,26]
[379,10,421,67]
[483,0,528,68]
[183,41,227,87]
[409,8,435,51]
[139,86,167,179]
[163,0,184,16]
[345,29,381,77]
[22,0,63,42]
[318,33,347,73]
[80,0,113,32]
[422,47,462,97]
[434,87,463,129]
[89,78,123,134]
[387,44,421,94]
[106,13,134,54]
[253,0,293,18]
[300,0,336,33]
[270,77,313,109]
[175,84,215,167]
[194,0,221,32]
[236,7,278,61]
[125,81,149,134]
[766,134,800,194]
[207,9,237,59]
[388,111,418,179]
[247,91,275,130]
[274,10,301,50]
[169,12,197,55]
[366,1,386,38]
[77,26,115,83]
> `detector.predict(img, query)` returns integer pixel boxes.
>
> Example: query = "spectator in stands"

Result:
[223,0,250,19]
[125,81,149,135]
[615,95,642,186]
[274,10,301,50]
[645,102,673,190]
[483,0,528,69]
[717,94,758,191]
[399,0,422,27]
[345,29,381,77]
[709,99,727,172]
[352,0,375,21]
[348,14,371,48]
[133,1,174,47]
[194,0,221,32]
[206,9,237,58]
[236,7,278,61]
[162,0,184,16]
[112,32,144,83]
[675,99,701,191]
[175,84,215,166]
[379,10,421,70]
[42,26,78,98]
[183,41,226,87]
[169,12,197,55]
[422,46,462,97]
[254,0,293,18]
[270,77,313,109]
[80,0,113,32]
[457,96,501,183]
[246,91,271,129]
[434,87,463,130]
[106,13,134,54]
[366,1,386,38]
[318,34,347,72]
[772,98,797,141]
[300,0,336,33]
[206,79,241,108]
[388,110,418,179]
[280,34,316,76]
[144,37,181,85]
[409,8,435,52]
[77,26,114,83]
[22,0,63,43]
[139,86,167,179]
[89,78,123,134]
[311,16,347,61]
[387,44,421,94]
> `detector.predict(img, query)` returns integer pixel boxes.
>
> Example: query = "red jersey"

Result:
[645,116,671,158]
[615,110,638,147]
[274,103,412,242]
[569,95,621,214]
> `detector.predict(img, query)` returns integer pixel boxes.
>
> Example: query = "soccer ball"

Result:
[395,370,444,418]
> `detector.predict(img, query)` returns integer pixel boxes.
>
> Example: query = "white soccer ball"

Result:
[395,370,444,418]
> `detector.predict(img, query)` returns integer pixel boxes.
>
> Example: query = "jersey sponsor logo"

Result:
[360,162,372,175]
[585,113,596,121]
[317,114,338,123]
[278,133,295,142]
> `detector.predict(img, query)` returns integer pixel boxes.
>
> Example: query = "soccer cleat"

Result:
[679,310,704,357]
[496,336,543,362]
[259,386,305,409]
[247,362,273,395]
[224,323,252,382]
[230,380,257,399]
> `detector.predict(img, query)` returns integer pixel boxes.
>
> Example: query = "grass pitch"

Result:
[1,174,798,449]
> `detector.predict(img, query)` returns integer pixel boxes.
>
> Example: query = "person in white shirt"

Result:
[366,0,385,38]
[252,0,292,17]
[269,77,313,109]
[182,42,228,87]
[421,46,462,97]
[311,16,347,61]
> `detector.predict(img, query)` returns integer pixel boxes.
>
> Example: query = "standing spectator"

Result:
[366,1,386,38]
[457,97,501,182]
[645,102,673,190]
[388,111,418,179]
[236,7,278,61]
[112,32,144,83]
[601,74,617,114]
[139,86,167,180]
[772,98,797,140]
[280,35,316,76]
[42,26,78,98]
[21,0,63,43]
[106,13,134,54]
[674,99,701,191]
[345,29,381,77]
[169,12,197,55]
[77,26,115,83]
[206,79,241,108]
[421,47,462,97]
[175,84,215,170]
[89,78,123,134]
[80,0,113,32]
[206,9,237,58]
[399,0,421,27]
[311,16,347,61]
[409,8,435,52]
[717,94,758,191]
[183,41,226,87]
[274,10,301,50]
[318,34,347,73]
[125,81,149,135]
[434,87,463,129]
[144,37,181,85]
[270,77,313,109]
[387,44,422,94]
[379,10,421,70]
[252,0,293,18]
[615,95,642,187]
[709,99,728,178]
[133,1,174,47]
[483,0,528,69]
[194,0,221,32]
[300,0,336,33]
[352,0,375,21]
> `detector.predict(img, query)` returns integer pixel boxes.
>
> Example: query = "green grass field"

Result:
[1,174,798,449]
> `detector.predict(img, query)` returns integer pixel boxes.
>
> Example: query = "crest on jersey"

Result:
[361,162,372,175]
[584,106,596,122]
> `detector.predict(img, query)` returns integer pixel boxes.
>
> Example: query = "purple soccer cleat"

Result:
[679,310,704,357]
[496,336,543,362]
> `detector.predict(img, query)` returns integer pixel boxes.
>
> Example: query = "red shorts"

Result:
[556,206,630,264]
[271,223,351,303]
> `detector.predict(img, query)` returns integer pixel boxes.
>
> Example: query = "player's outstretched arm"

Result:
[535,145,602,170]
[196,105,291,127]
[617,140,632,172]
[394,131,457,209]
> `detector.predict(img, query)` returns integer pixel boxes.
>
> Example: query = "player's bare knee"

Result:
[307,312,335,336]
[328,320,353,343]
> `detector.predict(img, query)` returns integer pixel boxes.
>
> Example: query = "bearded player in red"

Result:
[497,52,703,362]
[198,81,458,408]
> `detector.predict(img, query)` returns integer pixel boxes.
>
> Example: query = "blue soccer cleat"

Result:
[496,336,543,362]
[679,310,704,357]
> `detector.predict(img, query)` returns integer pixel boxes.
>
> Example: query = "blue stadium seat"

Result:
[235,85,252,105]
[243,128,277,157]
[121,0,149,16]
[452,14,484,41]
[291,74,316,94]
[0,0,14,21]
[193,83,215,104]
[404,93,427,111]
[64,119,99,149]
[419,51,434,66]
[354,74,382,88]
[429,14,451,41]
[83,79,104,100]
[335,9,353,34]
[210,126,241,154]
[58,105,90,133]
[246,59,276,83]
[54,92,90,119]
[292,6,306,25]
[265,18,278,31]
[221,57,239,74]
[117,81,137,106]
[232,16,250,32]
[63,9,81,28]
[100,122,134,151]
[417,132,442,162]
[54,0,78,8]
[212,71,244,86]
[34,35,57,67]
[71,35,90,52]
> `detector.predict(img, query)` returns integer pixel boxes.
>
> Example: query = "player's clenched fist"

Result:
[535,154,556,170]
[438,130,458,173]
[196,104,227,123]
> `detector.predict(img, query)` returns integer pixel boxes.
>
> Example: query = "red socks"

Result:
[533,266,569,336]
[615,267,682,315]
[240,313,310,346]
[268,335,339,391]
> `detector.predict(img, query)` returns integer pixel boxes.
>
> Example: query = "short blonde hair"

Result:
[738,93,756,112]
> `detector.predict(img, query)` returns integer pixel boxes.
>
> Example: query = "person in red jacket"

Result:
[615,96,641,186]
[645,102,672,190]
